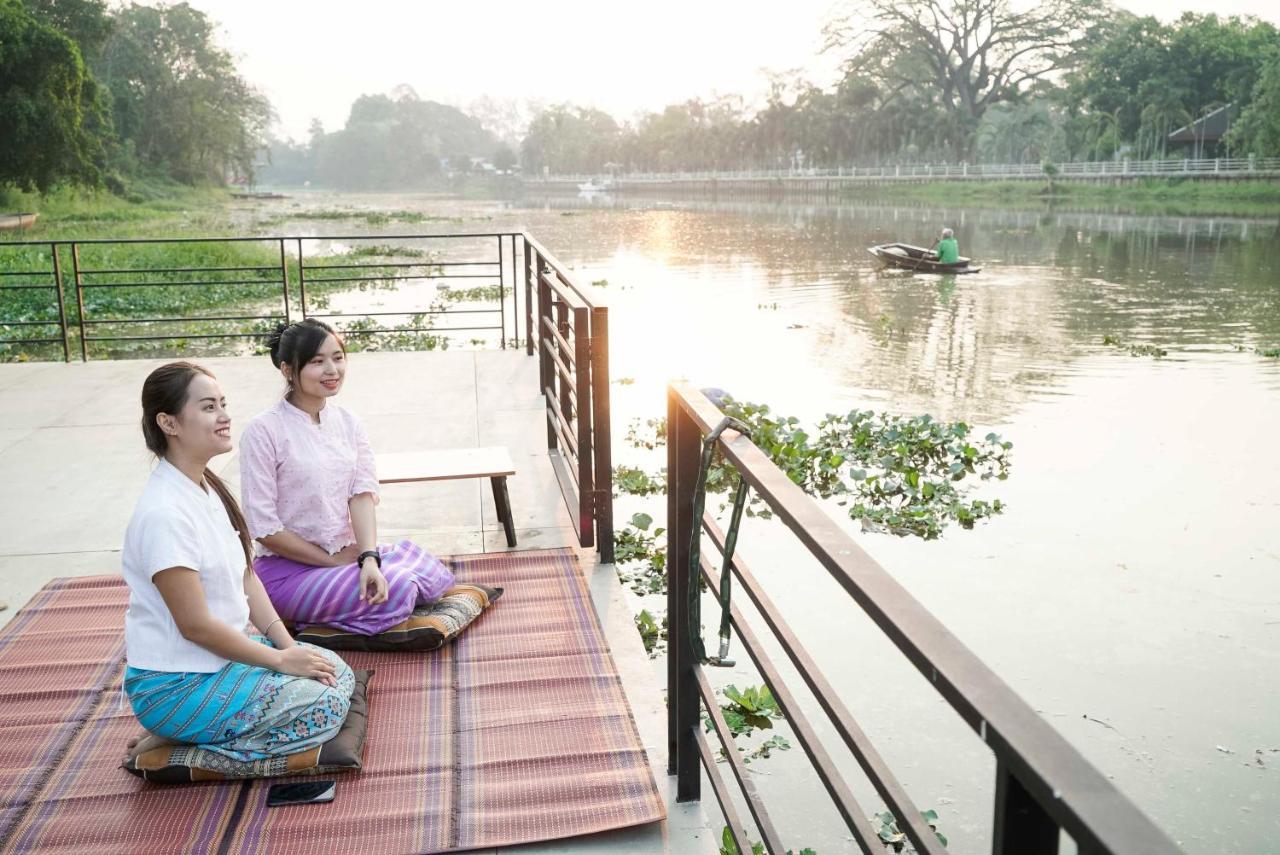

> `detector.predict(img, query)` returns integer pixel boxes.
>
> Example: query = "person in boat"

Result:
[122,362,353,761]
[933,227,960,264]
[238,319,456,636]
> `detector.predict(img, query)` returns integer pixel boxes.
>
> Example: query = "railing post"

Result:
[993,763,1059,855]
[524,237,533,356]
[590,306,614,563]
[278,238,291,325]
[537,262,556,450]
[71,243,87,362]
[574,305,594,547]
[666,388,701,801]
[509,234,518,349]
[496,236,506,350]
[49,243,70,363]
[296,238,308,317]
[556,299,572,422]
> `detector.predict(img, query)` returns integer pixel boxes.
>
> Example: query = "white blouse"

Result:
[122,459,251,673]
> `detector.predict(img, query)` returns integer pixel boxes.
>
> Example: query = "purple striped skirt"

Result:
[253,539,455,635]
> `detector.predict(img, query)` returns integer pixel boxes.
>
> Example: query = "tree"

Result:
[311,92,494,190]
[0,0,104,191]
[824,0,1107,134]
[97,2,270,183]
[491,143,518,172]
[23,0,111,59]
[1226,53,1280,155]
[520,105,621,174]
[1062,12,1278,157]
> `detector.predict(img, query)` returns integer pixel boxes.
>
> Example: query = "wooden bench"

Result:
[377,447,518,547]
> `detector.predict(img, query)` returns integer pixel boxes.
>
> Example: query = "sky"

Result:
[146,0,1280,140]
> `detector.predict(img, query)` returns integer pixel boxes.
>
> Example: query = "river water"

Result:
[247,190,1280,854]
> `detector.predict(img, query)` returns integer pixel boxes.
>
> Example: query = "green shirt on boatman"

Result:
[934,228,959,264]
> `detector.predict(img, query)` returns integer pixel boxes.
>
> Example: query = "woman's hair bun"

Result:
[266,321,290,367]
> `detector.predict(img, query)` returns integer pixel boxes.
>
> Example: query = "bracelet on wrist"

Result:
[358,549,381,569]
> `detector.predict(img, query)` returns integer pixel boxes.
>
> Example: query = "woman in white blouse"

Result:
[121,361,353,759]
[238,319,455,635]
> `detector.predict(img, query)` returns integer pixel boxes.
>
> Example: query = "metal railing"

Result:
[666,381,1178,855]
[0,243,70,360]
[0,229,616,561]
[535,156,1280,185]
[0,233,528,360]
[523,234,614,563]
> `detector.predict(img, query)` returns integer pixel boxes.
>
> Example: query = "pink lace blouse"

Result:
[238,398,380,556]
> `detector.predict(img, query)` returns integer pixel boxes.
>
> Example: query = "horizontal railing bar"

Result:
[0,270,54,277]
[0,284,59,290]
[544,387,579,456]
[82,314,281,325]
[539,315,576,366]
[695,667,786,854]
[0,232,527,247]
[539,269,589,311]
[79,265,280,275]
[305,309,501,319]
[541,338,578,394]
[79,279,281,289]
[522,233,607,309]
[695,731,756,855]
[703,513,944,853]
[0,338,63,346]
[0,319,63,327]
[342,325,500,335]
[301,260,494,270]
[671,381,1175,854]
[699,554,889,854]
[84,332,270,342]
[298,273,497,284]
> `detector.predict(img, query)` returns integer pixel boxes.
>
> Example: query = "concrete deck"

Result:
[0,351,718,855]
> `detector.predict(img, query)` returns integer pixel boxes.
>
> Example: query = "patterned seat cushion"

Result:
[293,583,502,652]
[122,669,373,783]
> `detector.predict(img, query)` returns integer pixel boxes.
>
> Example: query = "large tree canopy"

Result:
[520,105,621,174]
[310,92,496,190]
[0,0,104,191]
[96,2,269,183]
[824,0,1106,127]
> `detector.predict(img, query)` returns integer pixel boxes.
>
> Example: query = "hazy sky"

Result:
[152,0,1280,140]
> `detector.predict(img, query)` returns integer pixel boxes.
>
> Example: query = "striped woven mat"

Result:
[0,548,665,854]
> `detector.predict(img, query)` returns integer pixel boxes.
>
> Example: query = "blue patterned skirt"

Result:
[124,637,354,762]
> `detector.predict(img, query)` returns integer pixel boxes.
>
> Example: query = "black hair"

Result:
[140,361,252,568]
[265,318,345,389]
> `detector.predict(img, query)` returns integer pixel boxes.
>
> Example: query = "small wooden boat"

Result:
[0,212,39,231]
[229,191,288,200]
[869,242,980,274]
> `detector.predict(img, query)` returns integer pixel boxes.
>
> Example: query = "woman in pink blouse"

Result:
[238,319,455,635]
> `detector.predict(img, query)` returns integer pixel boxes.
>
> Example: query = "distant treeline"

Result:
[518,2,1280,173]
[260,88,515,191]
[7,0,1279,198]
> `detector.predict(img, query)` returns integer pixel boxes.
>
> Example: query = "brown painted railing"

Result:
[521,233,614,562]
[666,381,1178,855]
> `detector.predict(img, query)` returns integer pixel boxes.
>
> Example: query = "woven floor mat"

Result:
[0,548,664,854]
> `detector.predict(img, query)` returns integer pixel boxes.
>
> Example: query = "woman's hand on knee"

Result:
[359,558,389,605]
[275,645,338,687]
